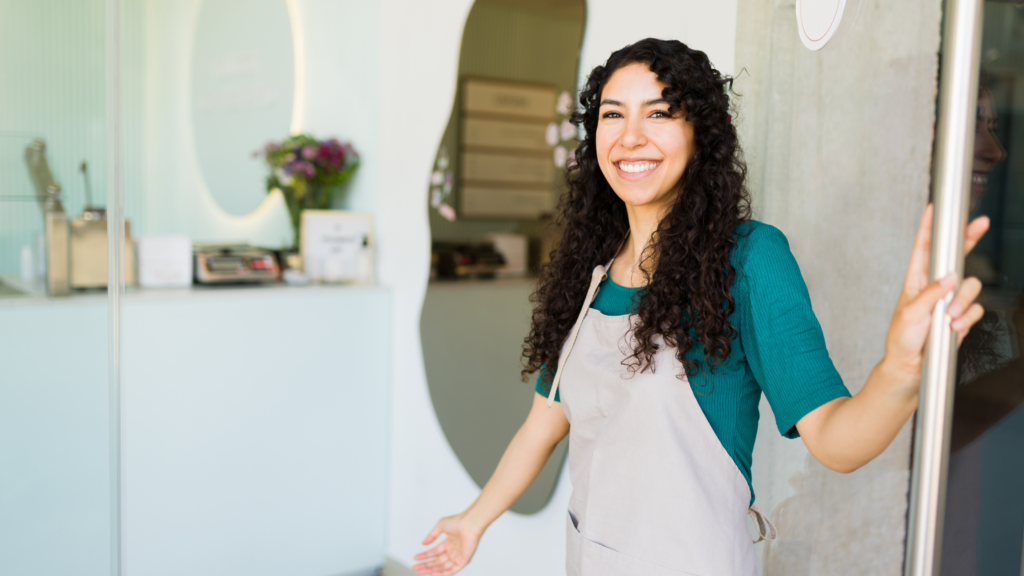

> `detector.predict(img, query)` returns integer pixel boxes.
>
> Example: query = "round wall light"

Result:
[796,0,847,51]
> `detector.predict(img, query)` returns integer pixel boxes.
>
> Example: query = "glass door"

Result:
[908,1,1024,574]
[0,0,126,575]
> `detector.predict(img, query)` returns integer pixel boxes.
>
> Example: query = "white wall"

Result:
[378,1,738,573]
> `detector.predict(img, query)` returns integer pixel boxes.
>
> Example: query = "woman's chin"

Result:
[613,188,676,210]
[969,184,987,212]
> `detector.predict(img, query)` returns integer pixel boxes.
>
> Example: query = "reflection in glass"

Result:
[940,3,1024,574]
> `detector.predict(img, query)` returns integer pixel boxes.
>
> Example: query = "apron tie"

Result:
[546,264,608,407]
[747,504,778,543]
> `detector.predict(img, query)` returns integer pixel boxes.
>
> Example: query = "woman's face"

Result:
[971,90,1006,211]
[596,63,695,215]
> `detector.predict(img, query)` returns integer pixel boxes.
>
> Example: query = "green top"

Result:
[536,221,851,505]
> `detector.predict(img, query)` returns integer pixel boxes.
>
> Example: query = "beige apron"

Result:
[548,263,776,576]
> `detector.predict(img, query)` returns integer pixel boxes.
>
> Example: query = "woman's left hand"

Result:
[798,205,991,473]
[883,204,991,394]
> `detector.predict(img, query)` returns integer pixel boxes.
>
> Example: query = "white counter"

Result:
[0,283,391,576]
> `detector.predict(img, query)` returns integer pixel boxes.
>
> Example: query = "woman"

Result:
[414,38,990,576]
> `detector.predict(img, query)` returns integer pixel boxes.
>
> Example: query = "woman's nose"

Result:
[976,127,1006,164]
[621,117,647,148]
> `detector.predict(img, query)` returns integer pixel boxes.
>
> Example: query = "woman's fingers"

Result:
[963,216,991,256]
[416,557,460,576]
[902,204,935,300]
[412,553,450,574]
[421,522,445,546]
[413,541,446,561]
[953,302,984,335]
[903,273,958,321]
[948,276,982,319]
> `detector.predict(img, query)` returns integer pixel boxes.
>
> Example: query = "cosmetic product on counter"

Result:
[137,236,193,288]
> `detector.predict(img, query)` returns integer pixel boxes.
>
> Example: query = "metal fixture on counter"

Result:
[23,140,70,296]
[193,244,280,284]
[16,141,137,294]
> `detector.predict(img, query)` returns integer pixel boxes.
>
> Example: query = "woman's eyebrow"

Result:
[599,98,669,107]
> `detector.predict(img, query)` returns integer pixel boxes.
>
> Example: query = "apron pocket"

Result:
[566,513,699,576]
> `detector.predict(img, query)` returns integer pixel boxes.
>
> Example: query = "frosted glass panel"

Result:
[0,1,115,575]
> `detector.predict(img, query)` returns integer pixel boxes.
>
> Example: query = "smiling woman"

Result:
[413,38,991,576]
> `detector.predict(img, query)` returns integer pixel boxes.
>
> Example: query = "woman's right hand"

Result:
[412,513,483,576]
[411,393,570,574]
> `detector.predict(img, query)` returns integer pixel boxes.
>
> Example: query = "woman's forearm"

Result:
[462,397,569,533]
[798,358,919,473]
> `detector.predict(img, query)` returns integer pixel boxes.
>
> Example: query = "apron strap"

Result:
[747,504,778,543]
[546,263,609,407]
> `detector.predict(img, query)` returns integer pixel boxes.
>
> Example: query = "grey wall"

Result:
[734,0,942,573]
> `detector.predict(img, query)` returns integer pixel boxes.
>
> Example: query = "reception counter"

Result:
[0,284,391,576]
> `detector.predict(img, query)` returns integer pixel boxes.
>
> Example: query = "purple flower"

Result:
[294,161,316,179]
[302,145,318,160]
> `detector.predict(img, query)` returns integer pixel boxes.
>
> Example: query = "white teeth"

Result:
[972,174,988,185]
[619,162,657,173]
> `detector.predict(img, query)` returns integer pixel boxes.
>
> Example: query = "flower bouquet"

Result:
[258,134,360,249]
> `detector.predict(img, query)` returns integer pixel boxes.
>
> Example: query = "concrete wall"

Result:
[734,0,942,573]
[380,1,738,574]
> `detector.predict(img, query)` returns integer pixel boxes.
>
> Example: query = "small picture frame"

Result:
[300,210,374,283]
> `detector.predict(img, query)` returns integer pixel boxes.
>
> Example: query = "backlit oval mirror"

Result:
[191,0,296,216]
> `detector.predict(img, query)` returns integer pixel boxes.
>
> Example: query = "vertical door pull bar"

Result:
[905,0,984,574]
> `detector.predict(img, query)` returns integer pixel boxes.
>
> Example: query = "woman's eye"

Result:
[650,110,670,118]
[602,111,622,119]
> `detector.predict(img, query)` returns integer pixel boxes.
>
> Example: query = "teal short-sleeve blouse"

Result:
[536,221,851,504]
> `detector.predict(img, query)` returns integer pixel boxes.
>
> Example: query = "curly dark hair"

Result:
[523,38,751,390]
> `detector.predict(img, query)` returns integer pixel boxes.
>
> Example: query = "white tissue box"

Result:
[137,236,193,288]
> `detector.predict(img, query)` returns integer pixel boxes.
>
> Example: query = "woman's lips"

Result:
[616,160,660,181]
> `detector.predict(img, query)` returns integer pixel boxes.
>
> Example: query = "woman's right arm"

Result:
[412,391,570,576]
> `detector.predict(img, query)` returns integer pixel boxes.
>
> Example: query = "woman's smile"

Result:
[615,159,662,180]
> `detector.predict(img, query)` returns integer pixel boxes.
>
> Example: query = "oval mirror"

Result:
[191,0,295,216]
[421,0,586,515]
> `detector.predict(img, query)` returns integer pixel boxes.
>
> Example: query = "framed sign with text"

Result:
[300,210,374,283]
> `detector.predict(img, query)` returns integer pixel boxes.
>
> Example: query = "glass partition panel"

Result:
[938,2,1024,574]
[0,1,118,575]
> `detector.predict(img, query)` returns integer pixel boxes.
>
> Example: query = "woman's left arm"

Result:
[797,205,991,473]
